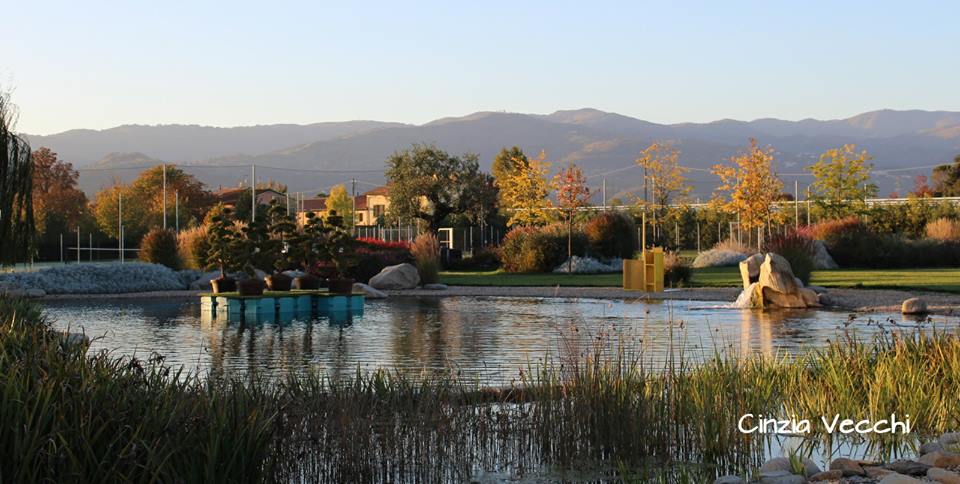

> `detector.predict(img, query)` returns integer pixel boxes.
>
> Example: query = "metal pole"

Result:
[89,233,92,262]
[602,177,606,209]
[162,162,167,230]
[60,234,63,264]
[175,190,179,233]
[794,180,799,230]
[118,191,123,261]
[77,228,80,263]
[351,178,357,234]
[696,221,701,253]
[251,165,256,222]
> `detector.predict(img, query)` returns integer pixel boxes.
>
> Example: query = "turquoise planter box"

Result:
[277,297,295,313]
[217,297,242,316]
[350,294,364,311]
[295,295,312,313]
[256,297,276,314]
[328,296,348,311]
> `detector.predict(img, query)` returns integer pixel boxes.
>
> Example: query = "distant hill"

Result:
[30,109,960,200]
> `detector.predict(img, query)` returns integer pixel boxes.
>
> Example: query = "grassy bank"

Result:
[3,297,960,482]
[440,267,960,293]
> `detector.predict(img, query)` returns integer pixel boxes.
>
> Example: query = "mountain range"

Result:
[25,109,960,200]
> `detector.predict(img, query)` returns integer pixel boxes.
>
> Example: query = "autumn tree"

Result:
[807,144,876,218]
[385,144,495,232]
[932,154,960,196]
[31,148,91,243]
[93,164,213,240]
[635,141,691,218]
[498,150,553,226]
[910,175,934,198]
[327,184,354,227]
[712,139,785,240]
[554,163,591,272]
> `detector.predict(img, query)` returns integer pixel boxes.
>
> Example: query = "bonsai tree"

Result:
[237,217,271,278]
[323,210,356,280]
[297,211,330,273]
[265,199,298,274]
[204,205,239,279]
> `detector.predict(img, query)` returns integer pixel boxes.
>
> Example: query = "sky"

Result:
[4,0,959,135]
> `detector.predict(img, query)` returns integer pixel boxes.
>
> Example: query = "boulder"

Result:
[422,283,448,290]
[919,450,960,468]
[920,441,945,456]
[189,271,223,290]
[692,249,749,268]
[713,476,745,484]
[759,457,819,477]
[878,473,923,484]
[758,472,805,484]
[885,460,931,476]
[812,240,839,269]
[744,253,820,309]
[809,469,843,481]
[940,432,960,448]
[929,468,960,484]
[901,297,929,315]
[369,263,420,290]
[759,253,799,294]
[830,457,866,476]
[352,282,387,299]
[739,253,764,289]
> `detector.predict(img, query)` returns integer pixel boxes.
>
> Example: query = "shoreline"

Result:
[37,285,960,315]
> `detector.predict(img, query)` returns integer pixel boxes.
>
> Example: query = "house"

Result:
[296,186,393,227]
[214,186,287,208]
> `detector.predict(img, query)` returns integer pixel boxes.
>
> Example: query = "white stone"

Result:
[812,240,839,269]
[901,297,929,315]
[739,253,764,289]
[189,271,223,290]
[692,249,749,268]
[352,282,387,299]
[553,256,621,274]
[369,263,421,290]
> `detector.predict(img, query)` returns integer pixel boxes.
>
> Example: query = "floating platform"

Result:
[198,289,364,321]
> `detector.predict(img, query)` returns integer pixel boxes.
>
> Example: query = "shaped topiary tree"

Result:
[204,205,240,293]
[323,210,357,294]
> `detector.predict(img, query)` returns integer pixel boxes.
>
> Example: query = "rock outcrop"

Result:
[739,253,821,309]
[369,263,421,290]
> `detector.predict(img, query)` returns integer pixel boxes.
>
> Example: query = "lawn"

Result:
[439,267,960,293]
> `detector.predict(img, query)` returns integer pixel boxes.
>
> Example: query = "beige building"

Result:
[297,186,392,227]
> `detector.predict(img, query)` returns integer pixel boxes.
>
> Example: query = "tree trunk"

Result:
[567,218,573,273]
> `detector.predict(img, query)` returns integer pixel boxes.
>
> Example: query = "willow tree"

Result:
[0,92,35,265]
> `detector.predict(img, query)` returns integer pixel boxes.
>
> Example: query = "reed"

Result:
[2,296,959,482]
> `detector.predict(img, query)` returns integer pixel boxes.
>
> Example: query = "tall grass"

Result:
[410,233,440,285]
[2,296,959,482]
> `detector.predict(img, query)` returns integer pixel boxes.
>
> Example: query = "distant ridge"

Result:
[27,108,960,199]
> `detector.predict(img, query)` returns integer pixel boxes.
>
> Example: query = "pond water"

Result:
[43,295,955,386]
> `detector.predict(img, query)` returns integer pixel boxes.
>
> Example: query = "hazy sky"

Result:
[5,0,959,135]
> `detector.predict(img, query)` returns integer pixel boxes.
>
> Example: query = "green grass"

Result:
[440,267,960,293]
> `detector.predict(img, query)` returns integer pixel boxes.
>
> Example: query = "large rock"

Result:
[692,249,749,268]
[885,460,931,476]
[189,271,223,290]
[759,253,799,294]
[748,253,821,309]
[739,253,764,289]
[369,263,421,290]
[812,240,839,269]
[830,457,866,476]
[713,476,745,484]
[759,457,819,478]
[809,470,843,481]
[902,297,929,315]
[352,282,387,299]
[928,468,960,484]
[919,450,960,468]
[878,473,923,484]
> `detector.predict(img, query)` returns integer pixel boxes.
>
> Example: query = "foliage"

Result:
[204,205,240,277]
[30,147,90,244]
[410,233,441,284]
[926,217,960,241]
[583,211,637,259]
[499,225,586,273]
[327,184,354,227]
[0,263,185,294]
[712,238,757,255]
[442,247,502,271]
[138,228,181,269]
[93,164,213,241]
[635,141,691,221]
[264,199,298,272]
[322,210,356,278]
[498,150,554,227]
[712,138,785,232]
[808,144,876,218]
[932,154,960,196]
[806,216,960,268]
[0,90,35,264]
[296,212,331,274]
[764,231,815,284]
[350,237,413,283]
[177,225,209,270]
[385,143,496,231]
[554,163,591,270]
[663,250,692,287]
[492,146,529,183]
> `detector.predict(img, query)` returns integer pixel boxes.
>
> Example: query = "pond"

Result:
[43,294,949,386]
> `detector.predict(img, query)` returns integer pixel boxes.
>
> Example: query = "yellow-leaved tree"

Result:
[497,150,553,226]
[808,144,876,219]
[712,138,785,240]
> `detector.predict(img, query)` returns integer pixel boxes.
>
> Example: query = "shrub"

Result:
[349,238,413,283]
[139,229,180,270]
[663,251,692,287]
[541,223,589,260]
[925,218,960,241]
[0,263,186,294]
[499,226,579,273]
[444,247,501,271]
[583,212,637,259]
[764,232,816,284]
[176,226,209,270]
[410,233,441,285]
[805,217,885,267]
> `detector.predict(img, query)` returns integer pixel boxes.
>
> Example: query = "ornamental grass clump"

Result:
[410,232,440,284]
[139,228,181,269]
[176,225,209,270]
[764,231,816,284]
[925,217,960,241]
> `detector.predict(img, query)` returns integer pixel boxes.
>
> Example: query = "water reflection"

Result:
[43,296,958,386]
